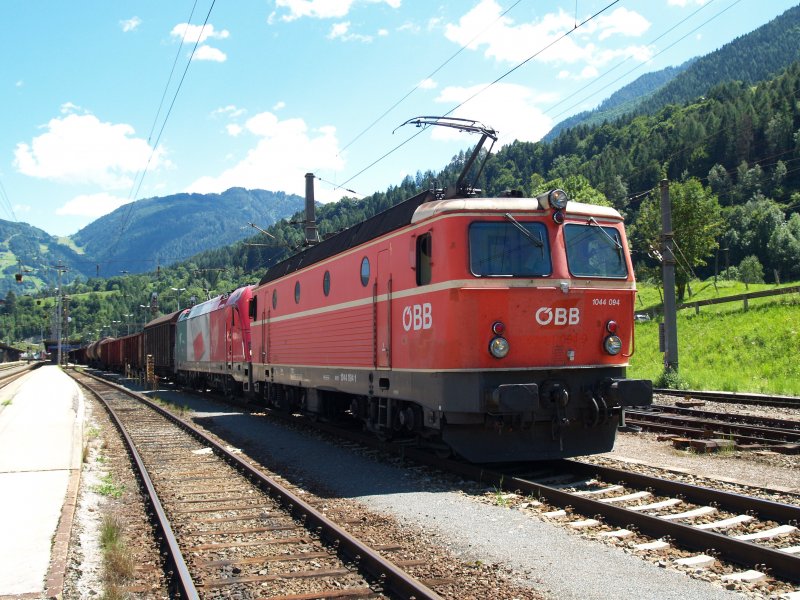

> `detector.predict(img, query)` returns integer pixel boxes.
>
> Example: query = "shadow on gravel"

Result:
[97,373,466,501]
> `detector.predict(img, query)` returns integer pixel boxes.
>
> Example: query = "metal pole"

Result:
[56,265,64,367]
[660,179,679,372]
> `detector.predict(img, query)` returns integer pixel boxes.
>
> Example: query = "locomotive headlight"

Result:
[536,188,569,211]
[604,335,622,355]
[548,188,569,210]
[489,336,510,358]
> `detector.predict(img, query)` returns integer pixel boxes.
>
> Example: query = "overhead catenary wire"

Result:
[335,0,622,191]
[102,0,217,274]
[0,177,18,222]
[338,0,526,156]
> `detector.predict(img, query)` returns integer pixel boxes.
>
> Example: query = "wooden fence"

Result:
[678,285,800,314]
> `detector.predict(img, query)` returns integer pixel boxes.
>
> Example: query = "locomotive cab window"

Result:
[416,233,432,285]
[565,223,627,278]
[469,221,551,277]
[272,289,278,309]
[248,297,257,321]
[294,281,301,304]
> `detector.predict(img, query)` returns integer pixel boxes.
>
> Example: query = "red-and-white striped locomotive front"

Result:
[247,186,652,462]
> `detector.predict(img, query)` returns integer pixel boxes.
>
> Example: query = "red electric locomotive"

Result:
[245,118,652,462]
[175,285,254,395]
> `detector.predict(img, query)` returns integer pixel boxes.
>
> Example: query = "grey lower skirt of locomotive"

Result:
[292,365,652,463]
[452,367,653,462]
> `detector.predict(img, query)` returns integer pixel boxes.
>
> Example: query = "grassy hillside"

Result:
[628,281,800,395]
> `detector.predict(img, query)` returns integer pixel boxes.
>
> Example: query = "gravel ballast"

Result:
[136,383,752,600]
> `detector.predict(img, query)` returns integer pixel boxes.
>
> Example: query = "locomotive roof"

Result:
[143,309,182,329]
[259,189,435,286]
[410,198,623,223]
[257,191,622,286]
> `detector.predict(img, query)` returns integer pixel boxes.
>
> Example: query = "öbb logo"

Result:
[535,306,580,326]
[403,303,432,331]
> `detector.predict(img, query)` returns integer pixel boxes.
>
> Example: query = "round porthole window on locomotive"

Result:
[294,281,301,304]
[323,270,331,296]
[272,289,277,309]
[360,257,370,286]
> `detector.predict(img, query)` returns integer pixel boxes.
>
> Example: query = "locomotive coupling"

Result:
[599,378,653,408]
[491,383,540,413]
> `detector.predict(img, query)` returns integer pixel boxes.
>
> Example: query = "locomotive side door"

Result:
[376,249,392,369]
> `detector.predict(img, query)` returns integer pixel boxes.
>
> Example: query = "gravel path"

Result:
[135,382,748,600]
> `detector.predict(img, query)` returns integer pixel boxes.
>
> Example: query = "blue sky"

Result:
[1,0,796,237]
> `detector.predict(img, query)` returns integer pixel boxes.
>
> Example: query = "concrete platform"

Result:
[0,366,84,599]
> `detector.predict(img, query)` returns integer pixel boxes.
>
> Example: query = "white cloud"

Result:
[433,83,553,145]
[668,0,709,6]
[56,192,131,218]
[273,0,400,22]
[193,45,227,62]
[444,1,650,67]
[273,101,286,111]
[187,112,344,201]
[212,105,246,118]
[16,80,23,87]
[328,21,372,42]
[226,124,243,136]
[13,112,165,188]
[60,102,81,114]
[378,28,388,36]
[591,8,650,40]
[170,23,229,44]
[397,21,420,34]
[418,78,437,90]
[120,17,141,32]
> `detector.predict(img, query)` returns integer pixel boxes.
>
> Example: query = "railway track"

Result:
[625,405,800,450]
[401,455,800,585]
[0,361,41,390]
[70,371,443,599]
[249,406,800,585]
[654,387,800,408]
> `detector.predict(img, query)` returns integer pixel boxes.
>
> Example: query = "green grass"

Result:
[99,513,135,598]
[93,474,125,499]
[629,282,800,395]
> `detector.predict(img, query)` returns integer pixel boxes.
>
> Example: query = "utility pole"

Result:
[660,179,679,372]
[54,263,68,367]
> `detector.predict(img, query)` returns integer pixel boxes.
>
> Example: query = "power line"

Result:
[102,0,218,274]
[544,0,742,125]
[0,177,17,222]
[336,0,622,191]
[338,0,526,156]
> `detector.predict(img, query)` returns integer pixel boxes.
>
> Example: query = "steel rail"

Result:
[77,370,443,600]
[654,388,800,408]
[0,361,42,390]
[424,456,800,583]
[277,411,800,582]
[76,374,199,599]
[625,411,800,445]
[644,405,800,431]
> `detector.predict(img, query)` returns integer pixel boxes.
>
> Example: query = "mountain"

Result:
[0,219,89,296]
[545,4,800,138]
[544,61,693,140]
[70,187,305,276]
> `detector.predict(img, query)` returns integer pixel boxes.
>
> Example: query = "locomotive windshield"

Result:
[469,221,552,277]
[565,222,628,278]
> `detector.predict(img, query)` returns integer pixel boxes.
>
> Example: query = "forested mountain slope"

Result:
[545,5,800,140]
[70,187,304,275]
[0,219,87,296]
